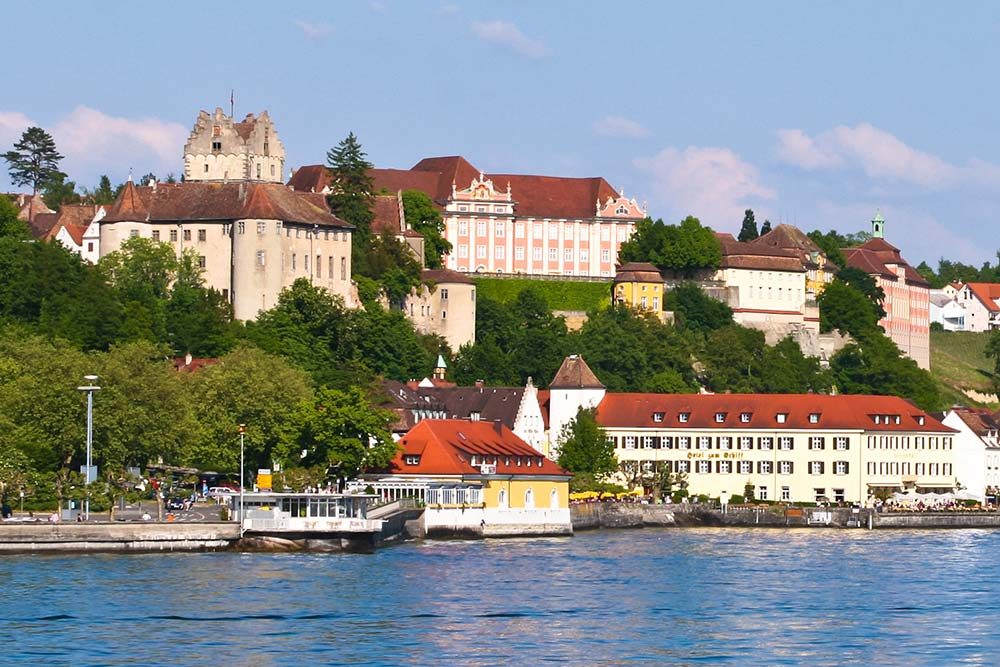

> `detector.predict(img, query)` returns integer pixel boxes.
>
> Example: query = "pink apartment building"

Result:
[842,212,930,369]
[290,156,645,277]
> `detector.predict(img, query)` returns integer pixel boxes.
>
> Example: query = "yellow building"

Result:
[612,262,666,320]
[751,223,836,297]
[368,419,572,537]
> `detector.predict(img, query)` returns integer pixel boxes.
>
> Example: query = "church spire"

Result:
[872,209,885,239]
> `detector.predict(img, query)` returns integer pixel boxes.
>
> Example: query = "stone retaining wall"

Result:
[0,522,239,553]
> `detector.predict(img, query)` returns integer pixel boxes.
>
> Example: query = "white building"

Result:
[954,283,1000,332]
[929,289,966,331]
[940,408,1000,501]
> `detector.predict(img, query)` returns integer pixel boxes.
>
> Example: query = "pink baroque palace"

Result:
[290,156,646,278]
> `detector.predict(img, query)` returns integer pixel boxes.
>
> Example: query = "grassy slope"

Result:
[473,277,611,312]
[930,330,998,408]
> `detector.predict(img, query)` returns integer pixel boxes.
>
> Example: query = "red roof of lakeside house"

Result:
[103,181,351,228]
[843,238,928,287]
[947,407,1000,440]
[962,283,1000,314]
[594,393,954,433]
[290,155,633,221]
[384,419,570,477]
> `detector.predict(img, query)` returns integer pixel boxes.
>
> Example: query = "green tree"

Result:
[837,266,886,320]
[830,333,940,410]
[363,232,421,305]
[760,219,772,235]
[662,282,733,334]
[737,208,758,242]
[760,336,832,393]
[326,132,375,271]
[98,237,179,343]
[0,196,29,239]
[985,330,1000,392]
[701,325,766,393]
[3,127,64,194]
[41,172,82,210]
[85,175,119,205]
[557,407,616,479]
[401,189,452,268]
[818,278,881,338]
[281,387,398,480]
[618,216,721,277]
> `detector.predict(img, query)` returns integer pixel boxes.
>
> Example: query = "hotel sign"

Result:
[686,451,746,460]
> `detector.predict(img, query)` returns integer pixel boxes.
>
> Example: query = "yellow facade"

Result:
[484,477,569,510]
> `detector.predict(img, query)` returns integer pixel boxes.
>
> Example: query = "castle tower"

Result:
[547,355,606,455]
[183,107,286,183]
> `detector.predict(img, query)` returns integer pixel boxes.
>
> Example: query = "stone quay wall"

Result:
[0,522,239,553]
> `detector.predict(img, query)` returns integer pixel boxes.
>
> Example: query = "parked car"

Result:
[207,487,235,498]
[165,497,186,511]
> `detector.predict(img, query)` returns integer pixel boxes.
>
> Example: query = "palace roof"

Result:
[843,238,928,287]
[384,419,569,477]
[103,181,351,228]
[594,393,954,433]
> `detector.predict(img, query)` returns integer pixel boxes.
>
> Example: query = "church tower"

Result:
[183,107,286,183]
[871,209,885,239]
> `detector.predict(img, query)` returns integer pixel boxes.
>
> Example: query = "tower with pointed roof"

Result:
[184,108,285,184]
[872,209,885,239]
[547,355,607,454]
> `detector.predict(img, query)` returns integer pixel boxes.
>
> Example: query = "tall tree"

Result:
[86,175,118,205]
[760,219,772,235]
[3,127,65,194]
[326,132,375,271]
[737,209,758,242]
[40,172,81,210]
[618,216,721,277]
[662,282,733,334]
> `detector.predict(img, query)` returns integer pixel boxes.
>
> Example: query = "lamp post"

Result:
[238,423,246,533]
[76,375,100,521]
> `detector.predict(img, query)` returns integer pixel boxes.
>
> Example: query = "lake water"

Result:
[0,528,997,666]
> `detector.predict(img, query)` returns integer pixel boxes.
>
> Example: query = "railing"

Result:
[368,497,422,520]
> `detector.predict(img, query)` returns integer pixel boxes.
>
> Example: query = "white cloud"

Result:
[471,20,548,59]
[0,111,35,149]
[635,146,776,228]
[777,123,959,188]
[594,115,649,139]
[294,19,333,40]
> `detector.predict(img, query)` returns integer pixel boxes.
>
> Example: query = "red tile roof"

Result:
[45,204,101,244]
[594,393,954,433]
[962,283,1000,313]
[371,194,404,235]
[843,238,928,287]
[614,262,663,284]
[103,181,351,228]
[421,268,474,285]
[719,237,804,272]
[948,407,1000,438]
[291,155,635,220]
[385,419,569,477]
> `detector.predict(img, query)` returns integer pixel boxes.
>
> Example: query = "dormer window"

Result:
[809,413,820,424]
[895,416,901,425]
[470,456,477,466]
[653,412,665,423]
[404,455,420,465]
[776,413,788,424]
[470,412,480,421]
[715,412,726,423]
[615,205,628,215]
[679,412,690,423]
[917,416,925,426]
[874,415,880,424]
[740,412,752,423]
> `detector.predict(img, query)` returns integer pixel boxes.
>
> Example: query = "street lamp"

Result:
[76,375,100,521]
[238,423,246,534]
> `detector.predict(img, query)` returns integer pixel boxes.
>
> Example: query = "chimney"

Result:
[494,420,503,435]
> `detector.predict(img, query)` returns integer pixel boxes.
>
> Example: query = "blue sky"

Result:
[4,1,1000,267]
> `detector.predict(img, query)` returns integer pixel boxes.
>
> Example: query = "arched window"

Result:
[550,488,559,509]
[498,488,508,508]
[524,487,534,509]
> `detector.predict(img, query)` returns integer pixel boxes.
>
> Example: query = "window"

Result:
[198,229,206,242]
[833,488,845,503]
[738,461,753,474]
[211,140,222,152]
[257,221,266,235]
[781,486,791,501]
[495,225,505,238]
[204,164,209,172]
[698,436,712,450]
[834,461,849,475]
[677,437,690,450]
[779,461,793,475]
[515,247,524,260]
[675,460,690,473]
[87,242,94,252]
[739,436,753,450]
[129,229,139,238]
[564,248,572,262]
[183,229,191,241]
[759,437,774,450]
[548,226,559,240]
[679,412,690,423]
[715,412,726,423]
[809,413,820,424]
[642,436,654,449]
[834,437,849,451]
[458,244,468,258]
[439,288,449,301]
[548,248,557,261]
[458,205,468,212]
[740,412,752,423]
[534,223,542,238]
[476,206,486,213]
[197,255,206,269]
[477,245,487,259]
[601,249,610,262]
[515,224,524,238]
[718,436,732,450]
[779,437,793,451]
[316,255,321,277]
[601,227,610,241]
[341,257,347,280]
[758,461,773,474]
[238,222,245,235]
[718,460,732,474]
[292,254,297,270]
[256,250,266,266]
[696,460,711,474]
[814,488,826,503]
[304,255,310,273]
[624,436,636,449]
[809,437,825,450]
[476,221,486,236]
[653,412,664,423]
[532,247,542,261]
[458,221,468,236]
[776,413,788,424]
[495,246,505,259]
[757,486,768,501]
[170,230,178,242]
[151,230,160,241]
[616,205,628,215]
[524,488,534,509]
[810,461,824,475]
